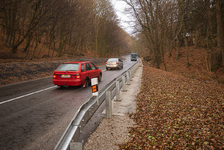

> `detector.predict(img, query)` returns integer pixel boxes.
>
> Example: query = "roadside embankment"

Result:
[85,61,224,150]
[0,58,107,86]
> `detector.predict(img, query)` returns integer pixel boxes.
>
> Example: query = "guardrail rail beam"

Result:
[54,60,140,150]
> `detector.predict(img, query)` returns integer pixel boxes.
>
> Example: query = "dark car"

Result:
[105,58,123,70]
[53,61,102,87]
[130,53,137,61]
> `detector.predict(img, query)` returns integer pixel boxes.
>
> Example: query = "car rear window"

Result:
[131,53,137,57]
[108,58,118,62]
[56,63,79,71]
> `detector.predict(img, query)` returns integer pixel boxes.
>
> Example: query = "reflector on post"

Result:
[92,85,98,93]
[91,78,98,96]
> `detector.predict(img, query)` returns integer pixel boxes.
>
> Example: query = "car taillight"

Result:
[76,73,81,79]
[105,62,107,64]
[53,75,57,78]
[116,62,118,64]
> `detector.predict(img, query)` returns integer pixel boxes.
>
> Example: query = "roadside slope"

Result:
[84,61,223,149]
[0,58,107,86]
[120,62,223,149]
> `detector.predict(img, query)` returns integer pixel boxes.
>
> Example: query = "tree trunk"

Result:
[216,0,224,66]
[206,0,216,72]
[175,36,181,60]
[183,31,190,67]
[24,32,33,52]
[179,0,190,67]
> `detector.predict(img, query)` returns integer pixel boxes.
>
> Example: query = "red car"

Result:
[53,61,102,87]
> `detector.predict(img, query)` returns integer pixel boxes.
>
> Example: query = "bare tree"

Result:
[216,0,224,66]
[0,0,133,59]
[123,0,179,68]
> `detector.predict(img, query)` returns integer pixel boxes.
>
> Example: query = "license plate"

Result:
[61,75,71,78]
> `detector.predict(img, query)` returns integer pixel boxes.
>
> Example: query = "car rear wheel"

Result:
[83,79,89,87]
[98,73,102,82]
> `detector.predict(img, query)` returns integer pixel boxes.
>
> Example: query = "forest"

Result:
[0,0,224,73]
[0,0,134,59]
[125,0,224,72]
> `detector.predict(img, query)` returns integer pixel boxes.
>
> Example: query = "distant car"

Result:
[130,53,137,61]
[105,58,123,70]
[53,61,102,87]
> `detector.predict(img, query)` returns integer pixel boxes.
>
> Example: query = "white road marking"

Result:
[1,67,106,105]
[0,86,56,105]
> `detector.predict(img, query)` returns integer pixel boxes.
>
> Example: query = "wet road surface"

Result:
[0,56,137,150]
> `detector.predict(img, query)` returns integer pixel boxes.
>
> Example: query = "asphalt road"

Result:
[0,55,137,150]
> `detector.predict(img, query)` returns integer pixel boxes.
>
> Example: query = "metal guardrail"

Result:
[54,60,140,150]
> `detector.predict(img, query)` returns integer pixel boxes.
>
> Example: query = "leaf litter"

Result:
[119,62,224,150]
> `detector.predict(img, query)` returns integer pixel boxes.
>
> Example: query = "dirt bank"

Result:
[0,58,107,86]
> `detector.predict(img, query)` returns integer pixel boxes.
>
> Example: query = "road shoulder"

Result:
[84,63,143,150]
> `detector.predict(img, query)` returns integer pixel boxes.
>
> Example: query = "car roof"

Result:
[108,58,118,60]
[64,61,92,64]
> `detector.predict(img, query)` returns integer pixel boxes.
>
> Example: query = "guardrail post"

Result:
[121,75,127,92]
[106,90,112,118]
[126,72,130,85]
[129,70,133,81]
[115,80,121,101]
[70,141,84,150]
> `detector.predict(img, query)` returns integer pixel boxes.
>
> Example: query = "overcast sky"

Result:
[110,0,135,35]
